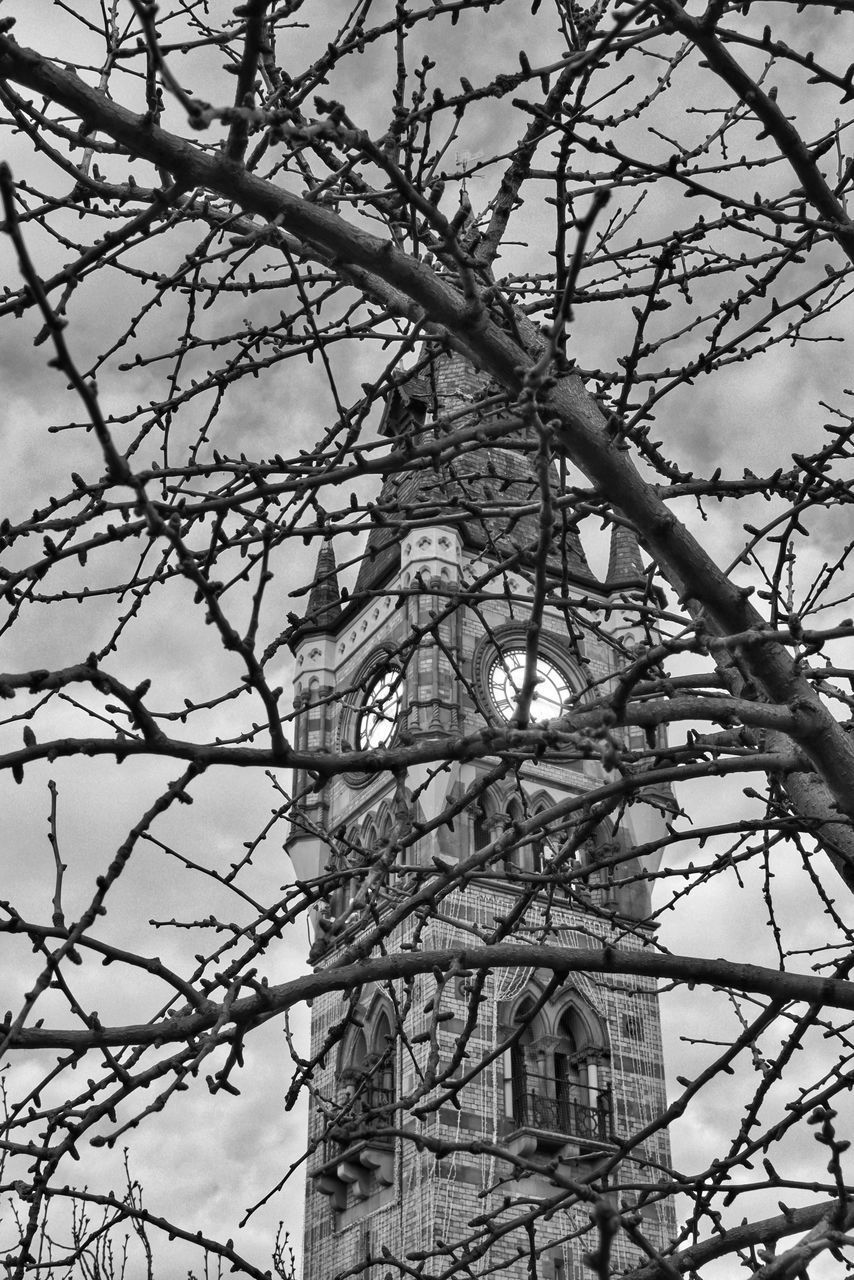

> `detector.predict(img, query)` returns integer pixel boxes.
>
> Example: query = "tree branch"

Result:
[6,943,854,1051]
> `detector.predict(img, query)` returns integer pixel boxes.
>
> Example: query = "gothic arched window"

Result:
[323,827,358,919]
[508,997,536,1125]
[360,818,378,855]
[554,1008,587,1131]
[502,797,526,871]
[505,995,611,1142]
[323,1008,398,1210]
[473,801,491,851]
[339,1025,369,1111]
[531,803,554,875]
[376,808,393,849]
[369,1008,395,1115]
[530,815,599,894]
[338,1005,396,1132]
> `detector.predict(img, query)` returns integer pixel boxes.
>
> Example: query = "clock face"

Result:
[357,669,402,749]
[488,649,570,723]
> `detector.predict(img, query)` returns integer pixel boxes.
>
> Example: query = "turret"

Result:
[287,538,342,883]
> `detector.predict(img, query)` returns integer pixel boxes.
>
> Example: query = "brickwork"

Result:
[295,563,676,1277]
[302,890,675,1279]
[290,353,675,1279]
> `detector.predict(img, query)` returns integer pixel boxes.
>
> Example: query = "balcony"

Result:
[313,1082,396,1213]
[510,1074,613,1149]
[338,1075,393,1124]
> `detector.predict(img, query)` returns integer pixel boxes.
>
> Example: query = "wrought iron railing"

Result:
[349,1081,395,1116]
[324,1080,396,1154]
[512,1075,612,1142]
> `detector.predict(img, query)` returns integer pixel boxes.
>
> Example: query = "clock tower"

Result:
[289,348,675,1279]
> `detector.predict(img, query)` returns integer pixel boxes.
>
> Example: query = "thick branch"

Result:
[6,943,854,1050]
[626,1201,852,1280]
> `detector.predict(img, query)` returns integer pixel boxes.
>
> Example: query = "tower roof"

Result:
[353,350,597,601]
[290,538,341,645]
[605,520,646,592]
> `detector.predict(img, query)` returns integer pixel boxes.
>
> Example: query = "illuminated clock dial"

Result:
[488,649,570,723]
[357,669,402,749]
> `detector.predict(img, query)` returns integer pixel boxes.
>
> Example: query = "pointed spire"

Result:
[307,538,341,627]
[605,520,645,591]
[290,538,341,648]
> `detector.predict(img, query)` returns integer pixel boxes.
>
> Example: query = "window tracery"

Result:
[504,993,611,1146]
[338,1004,397,1133]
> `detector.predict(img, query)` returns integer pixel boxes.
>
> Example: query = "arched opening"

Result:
[339,1026,369,1110]
[554,1008,590,1132]
[525,791,574,878]
[502,796,527,871]
[323,1010,398,1208]
[473,800,491,851]
[509,997,536,1125]
[375,808,393,848]
[338,1007,396,1129]
[531,802,556,875]
[350,1027,368,1074]
[505,995,611,1142]
[369,1008,396,1116]
[324,826,358,918]
[531,812,600,896]
[361,818,378,854]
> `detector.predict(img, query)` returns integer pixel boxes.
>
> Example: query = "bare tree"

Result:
[1,1,854,1276]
